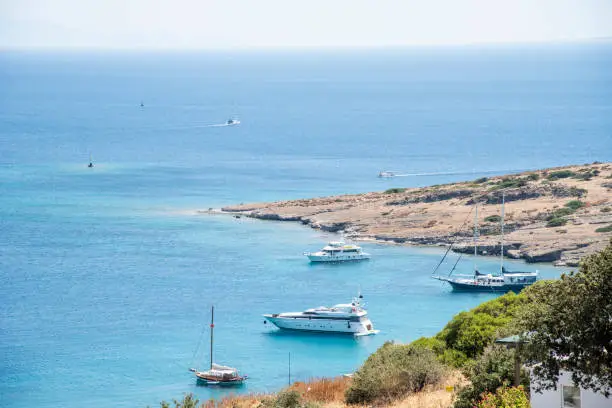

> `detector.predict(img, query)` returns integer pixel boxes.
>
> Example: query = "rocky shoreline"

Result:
[214,163,612,267]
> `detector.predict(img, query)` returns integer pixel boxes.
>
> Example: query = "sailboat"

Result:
[189,306,247,386]
[433,191,538,292]
[88,153,94,168]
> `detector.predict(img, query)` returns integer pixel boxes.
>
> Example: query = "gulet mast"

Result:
[210,306,214,370]
[500,191,505,272]
[473,202,479,273]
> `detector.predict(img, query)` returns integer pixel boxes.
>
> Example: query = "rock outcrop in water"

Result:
[215,163,612,267]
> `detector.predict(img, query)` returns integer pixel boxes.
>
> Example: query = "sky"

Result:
[1,0,612,49]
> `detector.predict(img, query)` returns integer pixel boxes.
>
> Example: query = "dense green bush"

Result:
[384,188,407,194]
[474,177,489,184]
[564,200,585,210]
[601,207,611,213]
[546,170,576,180]
[475,385,531,408]
[410,336,469,367]
[345,342,446,405]
[526,173,540,181]
[454,346,529,408]
[435,292,526,360]
[484,215,502,223]
[408,292,527,369]
[546,217,567,227]
[595,224,612,233]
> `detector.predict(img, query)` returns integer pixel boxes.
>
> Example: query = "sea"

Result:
[1,43,611,408]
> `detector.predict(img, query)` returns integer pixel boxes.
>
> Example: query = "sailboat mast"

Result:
[473,202,479,270]
[500,191,505,272]
[210,306,214,370]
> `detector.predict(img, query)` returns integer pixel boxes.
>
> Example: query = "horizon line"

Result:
[2,36,611,53]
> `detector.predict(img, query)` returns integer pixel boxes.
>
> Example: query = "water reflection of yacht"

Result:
[263,292,379,336]
[304,241,371,262]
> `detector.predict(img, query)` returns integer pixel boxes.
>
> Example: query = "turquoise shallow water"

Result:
[1,44,611,407]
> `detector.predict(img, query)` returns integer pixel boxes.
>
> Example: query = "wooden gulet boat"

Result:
[189,306,247,386]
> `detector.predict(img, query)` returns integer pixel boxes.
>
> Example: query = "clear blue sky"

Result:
[1,0,611,49]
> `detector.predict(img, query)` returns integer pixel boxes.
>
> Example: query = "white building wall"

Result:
[530,371,611,408]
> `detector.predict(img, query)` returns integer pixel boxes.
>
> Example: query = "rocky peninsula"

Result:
[216,163,612,266]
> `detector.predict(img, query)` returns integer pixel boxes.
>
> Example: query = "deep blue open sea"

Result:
[1,44,611,408]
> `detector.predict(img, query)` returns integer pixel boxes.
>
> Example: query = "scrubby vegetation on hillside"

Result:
[345,343,446,405]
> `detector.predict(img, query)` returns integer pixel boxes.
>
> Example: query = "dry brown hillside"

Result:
[216,163,612,266]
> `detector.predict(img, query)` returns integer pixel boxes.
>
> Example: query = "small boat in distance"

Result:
[378,171,396,178]
[189,306,247,386]
[226,118,240,126]
[88,153,94,168]
[304,240,370,263]
[263,292,379,336]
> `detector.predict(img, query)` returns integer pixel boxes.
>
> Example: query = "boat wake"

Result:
[384,168,532,178]
[158,122,237,131]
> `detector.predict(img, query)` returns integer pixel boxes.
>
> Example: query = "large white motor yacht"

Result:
[263,293,379,336]
[304,241,370,262]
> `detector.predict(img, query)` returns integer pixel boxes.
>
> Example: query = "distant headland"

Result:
[216,163,612,266]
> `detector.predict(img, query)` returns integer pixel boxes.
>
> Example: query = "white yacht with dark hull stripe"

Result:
[263,293,379,336]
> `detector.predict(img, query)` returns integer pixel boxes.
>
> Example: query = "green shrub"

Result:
[273,390,303,408]
[547,170,576,181]
[454,346,529,408]
[546,217,567,227]
[345,343,446,405]
[565,200,585,210]
[257,390,323,408]
[410,336,447,355]
[492,178,527,190]
[601,207,611,213]
[572,168,600,181]
[526,173,540,181]
[474,177,489,184]
[475,385,531,408]
[384,188,406,194]
[484,215,502,223]
[546,208,574,220]
[568,187,588,197]
[435,292,526,360]
[409,336,469,367]
[440,348,469,368]
[595,225,612,233]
